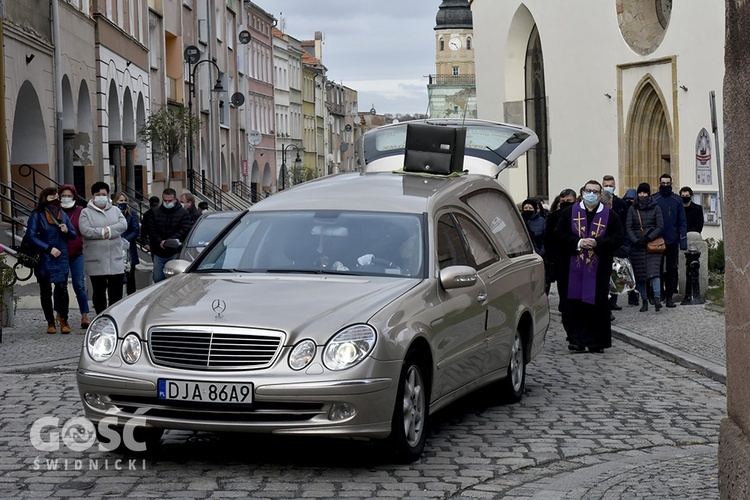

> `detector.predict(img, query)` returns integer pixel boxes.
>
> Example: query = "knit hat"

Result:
[637,182,651,195]
[623,188,637,201]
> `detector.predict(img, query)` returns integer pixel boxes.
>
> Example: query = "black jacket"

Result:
[684,202,704,233]
[147,203,192,257]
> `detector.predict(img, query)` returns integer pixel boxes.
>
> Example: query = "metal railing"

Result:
[193,170,248,211]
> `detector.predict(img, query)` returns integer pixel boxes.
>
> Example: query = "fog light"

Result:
[328,402,357,421]
[84,393,107,410]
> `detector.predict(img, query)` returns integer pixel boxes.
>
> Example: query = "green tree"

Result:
[138,104,200,187]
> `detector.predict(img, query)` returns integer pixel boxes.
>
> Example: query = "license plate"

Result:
[158,379,253,404]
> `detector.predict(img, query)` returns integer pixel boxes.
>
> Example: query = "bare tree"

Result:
[138,104,200,187]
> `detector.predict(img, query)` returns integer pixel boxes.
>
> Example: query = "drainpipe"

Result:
[0,0,8,188]
[51,0,64,182]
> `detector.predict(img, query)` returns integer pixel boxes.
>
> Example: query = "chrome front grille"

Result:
[149,326,284,370]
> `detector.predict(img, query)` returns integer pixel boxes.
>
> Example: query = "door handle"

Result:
[477,291,488,303]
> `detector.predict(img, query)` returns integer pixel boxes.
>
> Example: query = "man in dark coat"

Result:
[602,175,629,311]
[555,180,624,353]
[679,186,704,234]
[652,173,687,307]
[147,188,192,282]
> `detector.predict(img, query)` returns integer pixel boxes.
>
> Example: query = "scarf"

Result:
[568,202,609,305]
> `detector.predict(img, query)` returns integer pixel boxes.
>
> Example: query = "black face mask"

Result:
[659,185,673,196]
[682,197,692,205]
[522,211,534,221]
[559,201,574,210]
[637,196,650,209]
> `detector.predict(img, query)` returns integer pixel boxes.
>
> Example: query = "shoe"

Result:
[666,298,676,308]
[654,301,662,312]
[47,321,56,334]
[610,313,616,322]
[81,314,90,329]
[568,344,586,353]
[58,316,71,334]
[610,303,622,311]
[589,347,605,353]
[640,300,648,312]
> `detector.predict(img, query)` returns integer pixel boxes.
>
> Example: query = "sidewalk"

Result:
[0,280,728,385]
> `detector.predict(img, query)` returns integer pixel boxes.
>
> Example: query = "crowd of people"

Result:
[26,184,201,334]
[522,174,703,354]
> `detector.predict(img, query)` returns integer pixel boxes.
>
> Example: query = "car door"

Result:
[461,188,547,367]
[431,212,490,401]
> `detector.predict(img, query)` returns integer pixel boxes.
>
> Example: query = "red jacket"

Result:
[60,184,84,258]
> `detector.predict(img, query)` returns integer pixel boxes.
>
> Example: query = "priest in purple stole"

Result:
[554,180,624,353]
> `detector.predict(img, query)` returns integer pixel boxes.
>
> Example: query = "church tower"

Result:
[428,0,477,118]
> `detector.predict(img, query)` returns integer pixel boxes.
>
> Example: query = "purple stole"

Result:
[568,202,609,305]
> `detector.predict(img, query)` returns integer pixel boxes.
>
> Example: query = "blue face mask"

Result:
[118,203,128,212]
[163,202,175,210]
[582,192,598,205]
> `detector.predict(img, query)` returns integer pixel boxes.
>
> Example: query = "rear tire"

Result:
[498,328,526,403]
[387,350,429,463]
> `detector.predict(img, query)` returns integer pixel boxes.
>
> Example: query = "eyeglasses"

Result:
[583,189,601,195]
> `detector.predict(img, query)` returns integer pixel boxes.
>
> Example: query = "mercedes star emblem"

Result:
[212,299,227,317]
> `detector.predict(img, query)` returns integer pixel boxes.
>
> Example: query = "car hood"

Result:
[106,272,421,342]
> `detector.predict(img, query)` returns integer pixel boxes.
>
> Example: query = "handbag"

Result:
[636,210,665,254]
[646,237,666,254]
[17,229,41,269]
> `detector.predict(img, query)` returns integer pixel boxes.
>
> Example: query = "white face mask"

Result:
[60,197,75,209]
[94,195,108,208]
[603,186,615,194]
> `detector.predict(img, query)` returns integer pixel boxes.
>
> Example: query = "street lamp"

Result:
[185,46,224,193]
[280,143,303,191]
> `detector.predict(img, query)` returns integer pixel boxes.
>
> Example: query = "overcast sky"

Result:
[266,0,439,115]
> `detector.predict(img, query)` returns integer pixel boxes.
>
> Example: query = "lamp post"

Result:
[185,46,224,193]
[280,143,303,191]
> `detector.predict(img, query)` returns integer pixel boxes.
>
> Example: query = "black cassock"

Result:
[554,203,624,350]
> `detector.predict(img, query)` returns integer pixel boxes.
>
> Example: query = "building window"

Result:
[440,39,444,51]
[452,66,459,76]
[466,37,472,50]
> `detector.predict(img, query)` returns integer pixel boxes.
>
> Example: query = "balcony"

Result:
[428,74,476,85]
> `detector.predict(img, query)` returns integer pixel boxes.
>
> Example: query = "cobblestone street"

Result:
[0,309,725,499]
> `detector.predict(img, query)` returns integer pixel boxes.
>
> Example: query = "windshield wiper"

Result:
[266,268,359,276]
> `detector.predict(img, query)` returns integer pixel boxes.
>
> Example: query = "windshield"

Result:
[194,210,425,278]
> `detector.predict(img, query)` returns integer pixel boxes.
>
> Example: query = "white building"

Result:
[472,0,724,239]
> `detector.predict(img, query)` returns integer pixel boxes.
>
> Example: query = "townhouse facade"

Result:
[1,0,361,213]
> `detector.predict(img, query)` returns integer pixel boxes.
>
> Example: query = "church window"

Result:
[440,39,445,51]
[452,66,459,76]
[466,37,472,50]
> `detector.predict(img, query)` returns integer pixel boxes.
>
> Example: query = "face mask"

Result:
[94,196,108,208]
[521,211,534,221]
[118,203,128,212]
[48,199,61,207]
[603,186,615,194]
[637,196,650,208]
[659,185,672,196]
[163,201,175,209]
[60,197,75,209]
[682,197,692,205]
[559,201,574,210]
[582,192,598,205]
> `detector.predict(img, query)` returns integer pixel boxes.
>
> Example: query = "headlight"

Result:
[120,333,142,364]
[289,339,316,370]
[323,324,376,371]
[86,316,118,362]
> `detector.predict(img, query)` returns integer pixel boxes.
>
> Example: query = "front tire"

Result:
[498,328,526,403]
[387,350,429,463]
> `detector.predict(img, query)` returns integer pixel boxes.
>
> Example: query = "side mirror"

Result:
[439,265,478,290]
[163,259,190,278]
[163,239,182,250]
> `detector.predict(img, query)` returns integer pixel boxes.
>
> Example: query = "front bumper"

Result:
[76,360,401,439]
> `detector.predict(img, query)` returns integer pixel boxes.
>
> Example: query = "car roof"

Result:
[250,171,508,214]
